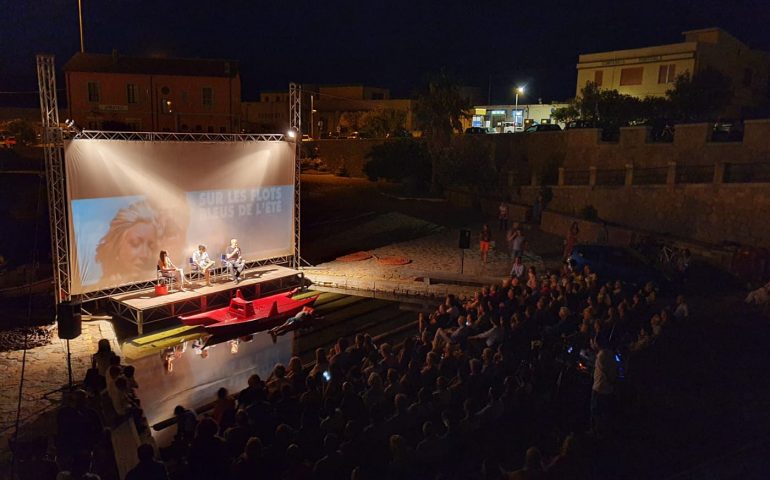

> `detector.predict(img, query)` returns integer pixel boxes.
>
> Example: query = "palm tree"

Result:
[415,73,471,192]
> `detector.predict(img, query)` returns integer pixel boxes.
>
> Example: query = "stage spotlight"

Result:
[286,129,297,140]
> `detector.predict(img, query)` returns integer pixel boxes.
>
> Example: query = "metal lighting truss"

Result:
[73,131,285,142]
[37,55,70,303]
[289,83,302,269]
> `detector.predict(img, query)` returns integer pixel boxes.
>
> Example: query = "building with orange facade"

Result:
[63,52,241,133]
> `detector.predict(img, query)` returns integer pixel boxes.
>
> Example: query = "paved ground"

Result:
[0,321,120,471]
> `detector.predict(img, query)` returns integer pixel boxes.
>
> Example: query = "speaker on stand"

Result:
[57,300,82,390]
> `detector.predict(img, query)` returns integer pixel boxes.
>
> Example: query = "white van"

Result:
[502,121,519,133]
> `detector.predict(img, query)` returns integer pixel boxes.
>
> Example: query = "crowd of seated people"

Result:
[49,260,682,479]
[51,339,162,480]
[148,263,683,480]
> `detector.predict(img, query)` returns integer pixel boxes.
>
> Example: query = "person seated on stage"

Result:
[192,244,215,286]
[269,306,322,343]
[157,250,186,292]
[225,238,245,284]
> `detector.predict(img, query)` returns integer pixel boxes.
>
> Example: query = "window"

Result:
[87,82,99,102]
[202,87,213,107]
[126,84,137,104]
[594,70,603,87]
[657,64,676,84]
[619,67,643,86]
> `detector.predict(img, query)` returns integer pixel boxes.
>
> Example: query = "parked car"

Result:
[386,129,412,138]
[524,124,562,133]
[301,134,313,142]
[567,245,669,288]
[464,127,490,135]
[502,121,521,133]
[565,120,595,129]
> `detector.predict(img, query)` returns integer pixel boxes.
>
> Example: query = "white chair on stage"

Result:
[188,257,205,284]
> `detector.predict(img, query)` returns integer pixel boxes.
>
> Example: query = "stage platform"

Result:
[110,265,304,334]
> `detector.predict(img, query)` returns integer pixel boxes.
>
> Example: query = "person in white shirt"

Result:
[510,255,525,279]
[192,244,215,286]
[591,336,617,437]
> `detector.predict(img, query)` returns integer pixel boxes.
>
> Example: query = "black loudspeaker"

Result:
[459,229,471,249]
[57,301,82,340]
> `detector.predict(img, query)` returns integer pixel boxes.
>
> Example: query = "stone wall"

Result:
[308,119,770,182]
[517,184,770,248]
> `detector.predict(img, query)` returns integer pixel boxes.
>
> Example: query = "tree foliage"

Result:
[363,138,431,184]
[414,72,471,190]
[359,108,406,138]
[437,137,497,190]
[666,67,733,122]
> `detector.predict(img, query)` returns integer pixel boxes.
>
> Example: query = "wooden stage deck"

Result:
[110,265,303,334]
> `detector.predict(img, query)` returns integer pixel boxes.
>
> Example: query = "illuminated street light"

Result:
[514,86,525,132]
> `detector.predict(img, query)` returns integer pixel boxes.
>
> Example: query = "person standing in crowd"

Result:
[532,192,544,224]
[498,202,509,232]
[480,224,492,265]
[225,238,245,284]
[510,256,525,280]
[507,222,525,259]
[192,244,215,286]
[591,336,617,437]
[564,221,580,260]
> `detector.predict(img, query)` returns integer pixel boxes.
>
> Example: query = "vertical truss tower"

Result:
[289,83,302,269]
[36,55,70,303]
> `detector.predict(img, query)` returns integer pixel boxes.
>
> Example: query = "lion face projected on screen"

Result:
[94,200,188,286]
[95,200,159,284]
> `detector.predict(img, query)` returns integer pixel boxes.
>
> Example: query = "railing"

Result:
[675,165,713,184]
[563,169,590,186]
[595,169,626,186]
[633,167,668,185]
[724,162,770,183]
[542,161,770,187]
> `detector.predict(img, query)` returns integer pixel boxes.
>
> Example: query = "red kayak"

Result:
[179,289,319,335]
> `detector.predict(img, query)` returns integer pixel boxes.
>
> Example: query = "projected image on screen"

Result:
[65,140,295,295]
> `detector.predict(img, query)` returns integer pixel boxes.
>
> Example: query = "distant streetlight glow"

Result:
[514,86,525,132]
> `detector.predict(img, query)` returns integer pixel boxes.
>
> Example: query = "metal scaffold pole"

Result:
[36,54,70,303]
[289,83,302,270]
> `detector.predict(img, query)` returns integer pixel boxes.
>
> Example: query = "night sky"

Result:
[1,0,769,106]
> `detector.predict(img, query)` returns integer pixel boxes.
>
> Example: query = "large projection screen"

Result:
[65,139,295,295]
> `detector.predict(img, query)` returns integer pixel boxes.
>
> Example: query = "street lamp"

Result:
[514,86,524,132]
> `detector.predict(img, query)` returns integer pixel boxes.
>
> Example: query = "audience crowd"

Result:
[53,258,687,480]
